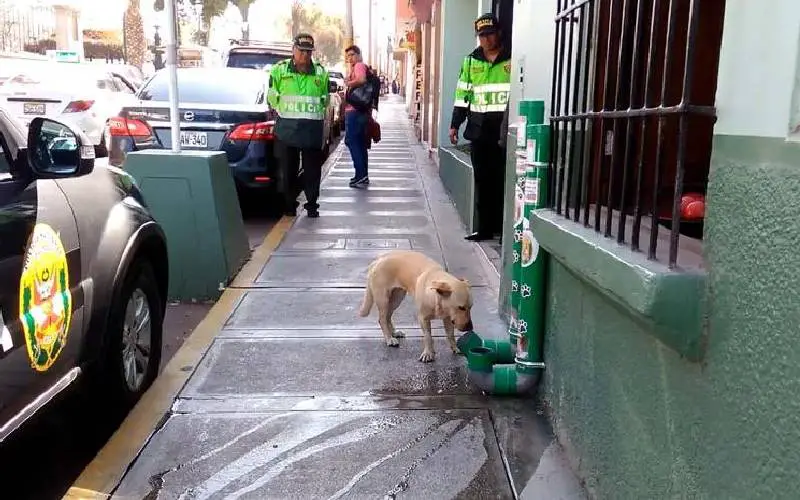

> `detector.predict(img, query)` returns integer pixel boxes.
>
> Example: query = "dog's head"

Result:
[430,277,474,331]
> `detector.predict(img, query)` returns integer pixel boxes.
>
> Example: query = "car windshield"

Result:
[226,51,286,70]
[329,72,344,79]
[137,69,265,104]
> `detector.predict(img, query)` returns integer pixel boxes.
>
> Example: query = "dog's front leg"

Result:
[418,315,436,362]
[443,318,459,355]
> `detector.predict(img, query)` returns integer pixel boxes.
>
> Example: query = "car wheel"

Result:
[100,259,163,409]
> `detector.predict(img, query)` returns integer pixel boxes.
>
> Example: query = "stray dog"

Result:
[359,250,474,362]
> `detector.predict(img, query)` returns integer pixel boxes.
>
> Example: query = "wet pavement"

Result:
[107,97,586,500]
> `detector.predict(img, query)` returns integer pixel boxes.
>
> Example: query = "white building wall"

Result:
[713,0,800,138]
[437,0,482,146]
[508,0,558,122]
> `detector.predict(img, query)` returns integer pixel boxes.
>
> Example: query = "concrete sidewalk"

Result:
[77,97,586,500]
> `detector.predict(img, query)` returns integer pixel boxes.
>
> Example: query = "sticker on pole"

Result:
[520,230,539,268]
[525,138,537,165]
[515,155,527,176]
[516,118,527,148]
[514,183,525,225]
[525,177,540,205]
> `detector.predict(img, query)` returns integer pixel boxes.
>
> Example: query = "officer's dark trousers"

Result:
[275,140,324,212]
[470,138,506,237]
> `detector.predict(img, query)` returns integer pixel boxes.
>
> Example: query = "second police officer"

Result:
[449,13,512,242]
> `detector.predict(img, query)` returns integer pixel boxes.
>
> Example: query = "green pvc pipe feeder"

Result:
[458,103,549,396]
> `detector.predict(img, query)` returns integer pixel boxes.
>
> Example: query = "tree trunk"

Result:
[239,4,249,42]
[291,2,301,37]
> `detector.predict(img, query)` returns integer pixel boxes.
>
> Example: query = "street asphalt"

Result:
[68,96,586,500]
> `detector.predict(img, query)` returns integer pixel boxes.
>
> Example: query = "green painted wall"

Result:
[539,135,800,499]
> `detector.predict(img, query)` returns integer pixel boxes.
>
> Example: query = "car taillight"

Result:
[108,116,153,138]
[64,100,95,112]
[230,121,274,141]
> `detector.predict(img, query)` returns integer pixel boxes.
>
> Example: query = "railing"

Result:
[0,5,56,54]
[547,0,720,268]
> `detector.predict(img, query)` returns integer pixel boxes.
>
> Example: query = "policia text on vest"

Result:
[268,33,330,218]
[450,14,512,242]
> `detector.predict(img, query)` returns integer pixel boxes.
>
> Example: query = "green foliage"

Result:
[289,1,346,66]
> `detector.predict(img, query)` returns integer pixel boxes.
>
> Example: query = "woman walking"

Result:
[344,45,371,188]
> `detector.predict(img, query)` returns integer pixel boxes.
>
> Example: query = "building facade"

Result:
[0,0,83,59]
[429,0,800,497]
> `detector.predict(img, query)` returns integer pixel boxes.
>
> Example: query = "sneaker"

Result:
[349,176,369,187]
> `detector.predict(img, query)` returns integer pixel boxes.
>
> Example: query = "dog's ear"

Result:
[430,280,453,297]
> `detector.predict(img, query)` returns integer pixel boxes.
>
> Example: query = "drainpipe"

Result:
[460,104,549,395]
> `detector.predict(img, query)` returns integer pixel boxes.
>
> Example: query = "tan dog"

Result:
[359,250,474,362]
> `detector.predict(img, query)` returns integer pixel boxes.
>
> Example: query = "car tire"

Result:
[97,259,163,410]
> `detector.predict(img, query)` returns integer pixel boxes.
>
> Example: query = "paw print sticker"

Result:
[511,280,519,292]
[520,283,531,298]
[517,319,528,334]
[514,229,522,242]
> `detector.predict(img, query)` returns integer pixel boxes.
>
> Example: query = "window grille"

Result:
[547,0,723,268]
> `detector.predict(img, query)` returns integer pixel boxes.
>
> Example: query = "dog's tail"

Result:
[358,286,374,317]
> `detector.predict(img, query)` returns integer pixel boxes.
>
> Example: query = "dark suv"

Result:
[0,108,168,443]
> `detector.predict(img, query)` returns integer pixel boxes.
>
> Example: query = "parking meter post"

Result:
[516,123,550,374]
[165,0,181,152]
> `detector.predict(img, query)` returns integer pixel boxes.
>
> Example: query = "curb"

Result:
[63,217,293,500]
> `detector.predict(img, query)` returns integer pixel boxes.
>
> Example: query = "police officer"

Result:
[449,13,512,241]
[268,33,330,218]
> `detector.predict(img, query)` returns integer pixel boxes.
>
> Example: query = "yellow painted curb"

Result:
[231,215,295,287]
[63,217,293,500]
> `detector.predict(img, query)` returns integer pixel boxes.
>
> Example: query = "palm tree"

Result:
[123,0,146,68]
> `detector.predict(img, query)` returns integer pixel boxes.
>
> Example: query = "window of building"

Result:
[547,0,725,268]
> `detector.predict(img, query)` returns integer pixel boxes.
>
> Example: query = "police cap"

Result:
[474,13,499,35]
[293,33,315,50]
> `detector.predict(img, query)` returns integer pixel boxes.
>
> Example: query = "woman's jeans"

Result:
[345,111,369,179]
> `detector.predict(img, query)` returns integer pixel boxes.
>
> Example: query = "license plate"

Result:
[23,102,45,115]
[180,131,208,148]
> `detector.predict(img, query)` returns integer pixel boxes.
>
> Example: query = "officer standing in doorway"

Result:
[449,13,512,241]
[268,33,330,218]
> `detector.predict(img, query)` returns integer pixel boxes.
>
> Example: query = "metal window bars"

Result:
[547,0,715,268]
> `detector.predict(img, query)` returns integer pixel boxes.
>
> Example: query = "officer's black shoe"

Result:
[307,208,320,218]
[465,232,493,242]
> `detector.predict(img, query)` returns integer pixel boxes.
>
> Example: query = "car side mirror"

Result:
[26,117,95,178]
[328,81,338,93]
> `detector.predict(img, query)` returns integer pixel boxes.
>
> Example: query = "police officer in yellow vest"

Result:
[449,14,511,241]
[268,33,330,218]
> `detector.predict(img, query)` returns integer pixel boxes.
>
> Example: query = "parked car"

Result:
[108,67,338,197]
[103,63,145,90]
[0,106,168,443]
[0,63,139,157]
[328,70,346,136]
[222,40,293,71]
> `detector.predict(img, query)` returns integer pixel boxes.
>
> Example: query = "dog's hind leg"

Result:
[358,284,374,317]
[388,288,407,338]
[376,290,401,347]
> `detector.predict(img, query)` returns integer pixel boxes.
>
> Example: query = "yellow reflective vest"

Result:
[268,59,329,149]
